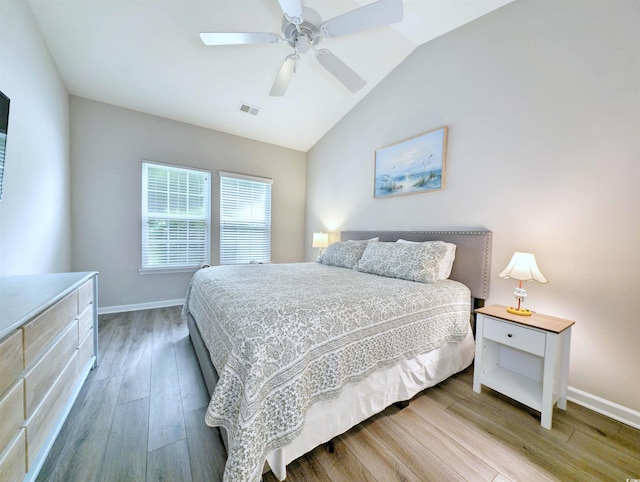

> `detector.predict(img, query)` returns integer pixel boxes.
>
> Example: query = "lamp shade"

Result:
[499,252,547,283]
[312,232,329,249]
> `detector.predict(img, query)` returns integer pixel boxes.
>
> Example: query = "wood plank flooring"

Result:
[38,306,640,481]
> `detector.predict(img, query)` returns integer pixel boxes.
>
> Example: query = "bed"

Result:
[183,230,492,482]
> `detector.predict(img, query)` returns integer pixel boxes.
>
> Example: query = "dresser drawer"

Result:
[0,380,24,456]
[0,429,26,482]
[483,317,546,356]
[78,279,93,313]
[79,329,94,368]
[26,351,79,469]
[0,331,23,396]
[24,320,79,418]
[78,306,93,344]
[23,292,77,367]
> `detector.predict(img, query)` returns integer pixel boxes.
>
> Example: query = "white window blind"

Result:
[219,171,272,264]
[141,161,211,271]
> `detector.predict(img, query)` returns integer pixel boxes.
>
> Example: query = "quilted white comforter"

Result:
[183,262,471,481]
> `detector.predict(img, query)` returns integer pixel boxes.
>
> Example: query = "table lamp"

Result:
[499,252,547,316]
[312,232,329,257]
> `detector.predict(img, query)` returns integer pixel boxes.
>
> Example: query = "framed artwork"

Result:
[374,126,448,199]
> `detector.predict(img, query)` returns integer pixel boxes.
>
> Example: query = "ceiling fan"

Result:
[199,0,403,96]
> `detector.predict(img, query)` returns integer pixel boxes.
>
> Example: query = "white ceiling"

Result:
[27,0,511,152]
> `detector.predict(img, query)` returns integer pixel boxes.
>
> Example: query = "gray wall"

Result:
[70,97,306,309]
[306,1,640,412]
[0,1,72,276]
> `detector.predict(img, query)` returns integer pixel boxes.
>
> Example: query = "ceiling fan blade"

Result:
[270,55,297,96]
[321,0,403,38]
[315,49,366,94]
[199,32,280,46]
[277,0,303,22]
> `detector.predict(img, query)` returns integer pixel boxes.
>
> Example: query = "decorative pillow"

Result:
[316,241,368,269]
[397,239,457,280]
[355,241,449,283]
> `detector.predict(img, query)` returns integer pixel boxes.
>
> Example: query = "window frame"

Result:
[140,160,211,274]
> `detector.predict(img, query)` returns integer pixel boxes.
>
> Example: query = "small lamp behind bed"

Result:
[312,232,329,257]
[499,252,547,316]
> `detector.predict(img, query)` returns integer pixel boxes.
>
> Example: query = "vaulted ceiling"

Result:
[28,0,511,151]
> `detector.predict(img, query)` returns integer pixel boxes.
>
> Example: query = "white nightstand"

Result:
[473,305,574,429]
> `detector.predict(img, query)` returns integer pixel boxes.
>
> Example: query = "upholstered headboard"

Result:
[340,230,492,305]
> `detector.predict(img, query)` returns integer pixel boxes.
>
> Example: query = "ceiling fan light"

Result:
[295,36,310,53]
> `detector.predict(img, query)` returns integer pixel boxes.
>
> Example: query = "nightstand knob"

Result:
[507,333,513,337]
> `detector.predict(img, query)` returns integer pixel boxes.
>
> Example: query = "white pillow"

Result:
[396,239,456,280]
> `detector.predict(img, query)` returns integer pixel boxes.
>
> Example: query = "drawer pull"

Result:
[507,333,513,337]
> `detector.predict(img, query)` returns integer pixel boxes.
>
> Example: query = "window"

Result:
[141,161,211,273]
[219,171,272,264]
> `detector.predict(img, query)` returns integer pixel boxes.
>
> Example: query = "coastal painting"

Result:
[374,126,448,199]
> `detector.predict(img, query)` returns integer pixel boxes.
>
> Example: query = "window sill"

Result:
[139,266,203,275]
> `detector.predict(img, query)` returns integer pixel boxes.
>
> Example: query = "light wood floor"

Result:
[38,306,640,482]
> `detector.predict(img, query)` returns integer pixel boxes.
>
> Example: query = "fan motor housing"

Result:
[282,7,322,51]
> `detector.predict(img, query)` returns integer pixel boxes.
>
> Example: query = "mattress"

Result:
[183,261,473,482]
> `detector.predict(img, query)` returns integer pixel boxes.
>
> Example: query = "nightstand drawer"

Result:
[484,317,545,356]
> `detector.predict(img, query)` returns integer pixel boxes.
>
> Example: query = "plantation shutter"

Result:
[141,161,211,271]
[219,171,272,264]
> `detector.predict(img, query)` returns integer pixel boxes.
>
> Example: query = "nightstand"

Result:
[473,305,574,429]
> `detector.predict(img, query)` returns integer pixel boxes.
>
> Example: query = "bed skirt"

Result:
[187,312,474,480]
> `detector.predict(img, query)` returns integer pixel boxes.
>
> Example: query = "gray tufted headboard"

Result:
[340,230,492,307]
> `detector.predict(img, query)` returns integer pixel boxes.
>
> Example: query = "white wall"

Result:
[306,1,640,413]
[70,97,306,309]
[0,1,71,276]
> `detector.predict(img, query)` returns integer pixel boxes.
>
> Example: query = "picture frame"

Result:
[374,126,448,199]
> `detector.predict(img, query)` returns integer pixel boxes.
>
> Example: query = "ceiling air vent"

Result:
[239,103,260,116]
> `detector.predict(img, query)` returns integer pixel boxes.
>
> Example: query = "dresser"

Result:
[0,272,98,482]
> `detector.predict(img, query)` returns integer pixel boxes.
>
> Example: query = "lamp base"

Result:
[507,306,532,316]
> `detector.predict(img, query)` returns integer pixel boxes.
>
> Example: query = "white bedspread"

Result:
[183,262,471,482]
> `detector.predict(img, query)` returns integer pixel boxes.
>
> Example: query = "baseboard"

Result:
[568,386,640,430]
[98,299,184,315]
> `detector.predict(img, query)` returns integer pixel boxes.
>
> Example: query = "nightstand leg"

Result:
[472,314,485,394]
[541,335,557,430]
[557,327,572,410]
